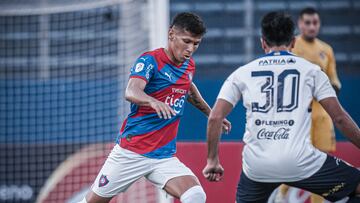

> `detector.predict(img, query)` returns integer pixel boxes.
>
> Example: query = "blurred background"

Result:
[0,0,359,202]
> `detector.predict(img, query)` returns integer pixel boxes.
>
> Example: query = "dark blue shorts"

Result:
[236,155,360,203]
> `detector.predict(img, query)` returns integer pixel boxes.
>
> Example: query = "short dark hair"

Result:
[170,12,206,36]
[261,11,295,47]
[299,7,319,18]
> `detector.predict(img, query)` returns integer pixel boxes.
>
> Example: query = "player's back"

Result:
[218,51,336,182]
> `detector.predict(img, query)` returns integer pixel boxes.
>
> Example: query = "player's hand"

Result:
[202,160,224,182]
[149,100,176,119]
[222,118,232,134]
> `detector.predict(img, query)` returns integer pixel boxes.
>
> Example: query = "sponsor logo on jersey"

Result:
[135,62,145,72]
[322,182,345,197]
[165,95,186,114]
[255,119,294,127]
[145,64,153,79]
[172,88,187,94]
[287,57,296,64]
[98,174,109,187]
[259,58,287,66]
[164,72,173,81]
[257,128,290,140]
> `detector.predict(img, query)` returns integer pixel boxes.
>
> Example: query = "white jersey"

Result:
[217,51,337,182]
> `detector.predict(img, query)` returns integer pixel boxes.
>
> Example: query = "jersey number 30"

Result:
[251,69,300,113]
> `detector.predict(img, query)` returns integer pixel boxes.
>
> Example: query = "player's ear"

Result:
[168,27,175,41]
[260,37,267,52]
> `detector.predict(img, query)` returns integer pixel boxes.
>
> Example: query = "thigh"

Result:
[90,145,152,198]
[288,155,360,202]
[236,171,280,203]
[146,157,199,198]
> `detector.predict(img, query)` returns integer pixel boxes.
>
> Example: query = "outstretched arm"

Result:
[125,78,176,119]
[319,97,360,148]
[203,99,233,182]
[187,82,232,133]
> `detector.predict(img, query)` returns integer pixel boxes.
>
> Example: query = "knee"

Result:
[180,185,206,203]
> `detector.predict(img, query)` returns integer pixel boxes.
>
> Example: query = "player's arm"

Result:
[203,99,233,181]
[187,82,211,116]
[125,78,176,119]
[203,71,241,181]
[326,47,341,94]
[320,97,360,148]
[187,82,231,133]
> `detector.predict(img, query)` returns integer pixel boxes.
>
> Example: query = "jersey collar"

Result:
[160,48,188,68]
[265,50,295,57]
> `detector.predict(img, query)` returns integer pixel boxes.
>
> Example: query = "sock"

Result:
[180,185,206,203]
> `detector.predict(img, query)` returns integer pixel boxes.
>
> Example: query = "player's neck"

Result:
[163,47,182,66]
[301,35,316,43]
[267,46,291,53]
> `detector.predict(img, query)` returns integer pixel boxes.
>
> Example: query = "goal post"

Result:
[0,0,171,202]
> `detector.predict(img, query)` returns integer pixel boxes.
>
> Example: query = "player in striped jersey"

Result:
[82,12,231,203]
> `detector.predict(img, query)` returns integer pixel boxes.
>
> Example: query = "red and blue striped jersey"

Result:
[117,48,195,159]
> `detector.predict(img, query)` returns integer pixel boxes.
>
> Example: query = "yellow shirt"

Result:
[292,36,341,89]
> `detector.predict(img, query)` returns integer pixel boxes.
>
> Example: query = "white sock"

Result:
[180,185,206,203]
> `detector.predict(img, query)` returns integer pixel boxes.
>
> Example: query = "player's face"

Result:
[298,14,321,41]
[168,27,202,64]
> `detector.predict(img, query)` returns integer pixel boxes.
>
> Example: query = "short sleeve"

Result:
[129,55,156,83]
[313,67,337,101]
[217,71,242,107]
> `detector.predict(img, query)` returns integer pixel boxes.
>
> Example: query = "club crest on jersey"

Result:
[98,174,109,187]
[188,72,193,81]
[135,62,145,72]
[319,51,326,60]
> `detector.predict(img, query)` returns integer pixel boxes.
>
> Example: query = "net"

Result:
[0,0,170,202]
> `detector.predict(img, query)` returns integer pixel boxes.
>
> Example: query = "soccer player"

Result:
[203,11,360,203]
[81,12,231,203]
[276,7,342,203]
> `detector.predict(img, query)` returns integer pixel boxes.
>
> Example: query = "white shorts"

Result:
[91,144,196,198]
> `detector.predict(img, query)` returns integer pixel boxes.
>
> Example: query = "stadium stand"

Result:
[170,0,360,76]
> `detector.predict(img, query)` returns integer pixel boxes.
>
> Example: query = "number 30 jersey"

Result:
[217,51,336,182]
